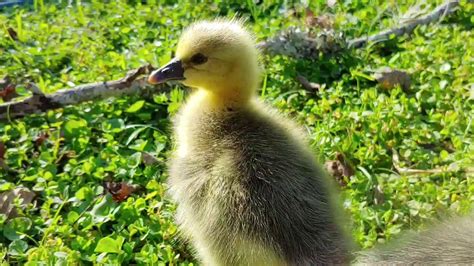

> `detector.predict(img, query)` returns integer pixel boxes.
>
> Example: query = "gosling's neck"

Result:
[188,65,260,111]
[193,83,257,111]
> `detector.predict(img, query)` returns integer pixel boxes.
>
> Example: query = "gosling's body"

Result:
[168,92,351,265]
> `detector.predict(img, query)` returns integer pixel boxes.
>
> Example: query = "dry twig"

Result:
[348,0,459,48]
[392,148,474,176]
[0,65,169,120]
[257,0,460,57]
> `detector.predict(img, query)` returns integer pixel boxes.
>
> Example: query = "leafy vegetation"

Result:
[0,0,473,264]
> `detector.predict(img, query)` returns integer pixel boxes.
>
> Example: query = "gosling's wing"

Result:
[225,109,352,264]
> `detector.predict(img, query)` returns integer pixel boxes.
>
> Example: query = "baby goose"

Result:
[355,215,474,264]
[148,19,351,265]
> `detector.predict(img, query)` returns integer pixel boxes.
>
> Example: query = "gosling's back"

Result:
[168,97,352,265]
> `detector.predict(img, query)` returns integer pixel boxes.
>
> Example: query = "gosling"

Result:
[355,214,474,264]
[148,19,352,265]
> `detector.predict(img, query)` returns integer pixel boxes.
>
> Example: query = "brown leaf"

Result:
[0,142,5,160]
[0,83,19,102]
[103,181,139,203]
[7,27,18,41]
[374,67,411,90]
[305,8,315,27]
[305,9,334,29]
[324,152,354,186]
[0,187,36,218]
[35,132,50,147]
[0,142,12,172]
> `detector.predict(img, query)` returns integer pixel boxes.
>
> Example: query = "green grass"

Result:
[0,0,473,264]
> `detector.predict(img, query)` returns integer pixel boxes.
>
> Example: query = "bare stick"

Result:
[392,148,473,176]
[348,0,459,48]
[257,0,460,57]
[0,65,171,120]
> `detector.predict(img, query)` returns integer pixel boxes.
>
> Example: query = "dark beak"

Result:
[148,58,185,84]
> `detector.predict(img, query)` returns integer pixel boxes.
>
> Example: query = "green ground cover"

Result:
[0,0,472,264]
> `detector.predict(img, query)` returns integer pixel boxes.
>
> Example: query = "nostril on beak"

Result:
[148,58,184,84]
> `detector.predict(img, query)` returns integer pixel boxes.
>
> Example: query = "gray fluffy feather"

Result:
[355,215,474,265]
[168,100,352,265]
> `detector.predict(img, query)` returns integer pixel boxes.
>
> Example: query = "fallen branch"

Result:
[392,148,474,176]
[258,0,460,57]
[0,65,170,120]
[348,0,459,48]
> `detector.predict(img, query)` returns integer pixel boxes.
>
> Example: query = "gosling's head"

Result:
[148,19,261,103]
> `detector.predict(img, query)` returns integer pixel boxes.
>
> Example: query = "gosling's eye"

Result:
[190,53,208,65]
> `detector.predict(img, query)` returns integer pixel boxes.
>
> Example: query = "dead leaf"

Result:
[0,141,8,172]
[0,142,5,160]
[7,27,18,41]
[1,76,18,101]
[0,83,19,102]
[0,187,36,218]
[35,132,50,147]
[305,8,316,27]
[103,181,140,203]
[305,9,334,29]
[324,152,354,186]
[374,67,411,90]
